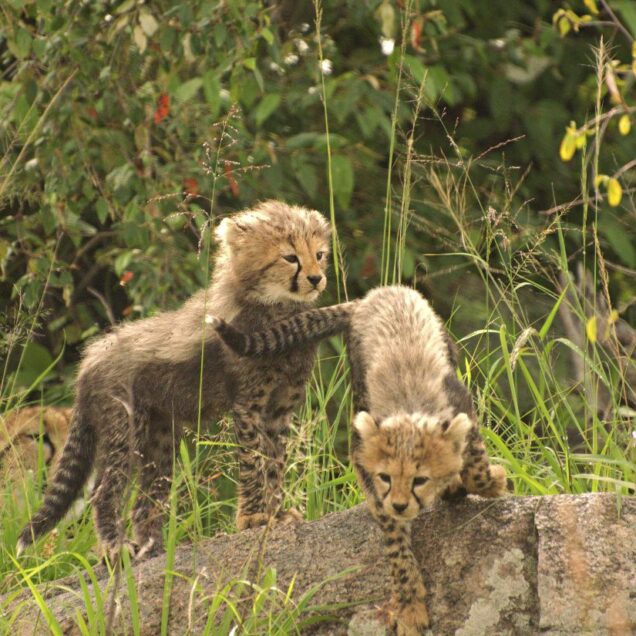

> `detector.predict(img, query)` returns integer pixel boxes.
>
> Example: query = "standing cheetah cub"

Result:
[18,201,331,561]
[212,285,507,633]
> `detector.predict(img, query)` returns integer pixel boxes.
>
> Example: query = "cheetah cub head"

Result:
[353,411,472,520]
[215,200,331,304]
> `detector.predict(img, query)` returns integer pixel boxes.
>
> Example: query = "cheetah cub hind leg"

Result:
[457,426,508,499]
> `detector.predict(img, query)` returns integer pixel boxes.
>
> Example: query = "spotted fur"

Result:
[214,285,508,632]
[17,201,331,560]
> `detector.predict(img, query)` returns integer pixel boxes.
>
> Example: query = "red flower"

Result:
[119,270,134,286]
[153,93,170,124]
[410,17,423,51]
[224,161,240,198]
[183,177,199,196]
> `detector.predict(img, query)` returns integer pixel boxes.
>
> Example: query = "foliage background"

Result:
[2,0,634,386]
[1,0,635,506]
[0,1,635,627]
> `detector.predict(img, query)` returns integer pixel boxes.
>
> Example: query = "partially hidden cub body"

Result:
[18,201,331,560]
[1,406,72,488]
[213,285,507,634]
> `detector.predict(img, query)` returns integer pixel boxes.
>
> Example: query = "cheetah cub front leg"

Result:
[379,516,429,635]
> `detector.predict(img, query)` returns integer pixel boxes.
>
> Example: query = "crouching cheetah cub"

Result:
[212,285,507,633]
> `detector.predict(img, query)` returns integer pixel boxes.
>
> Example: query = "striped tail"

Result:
[213,301,358,356]
[17,407,96,555]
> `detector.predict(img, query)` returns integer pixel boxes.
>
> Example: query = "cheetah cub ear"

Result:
[353,411,378,440]
[215,216,244,248]
[215,215,257,248]
[440,412,473,452]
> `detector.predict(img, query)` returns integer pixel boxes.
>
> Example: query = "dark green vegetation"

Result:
[1,1,634,633]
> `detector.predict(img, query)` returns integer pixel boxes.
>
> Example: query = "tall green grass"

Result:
[1,9,634,634]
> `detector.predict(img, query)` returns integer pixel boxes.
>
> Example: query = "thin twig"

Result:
[87,287,116,326]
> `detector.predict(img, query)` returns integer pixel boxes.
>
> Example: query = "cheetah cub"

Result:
[213,285,507,633]
[1,406,72,490]
[18,201,331,561]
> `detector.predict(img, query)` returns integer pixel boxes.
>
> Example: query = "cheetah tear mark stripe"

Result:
[214,301,359,356]
[289,260,301,293]
[17,410,96,554]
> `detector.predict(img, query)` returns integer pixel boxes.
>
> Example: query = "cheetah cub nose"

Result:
[392,502,408,514]
[307,275,322,287]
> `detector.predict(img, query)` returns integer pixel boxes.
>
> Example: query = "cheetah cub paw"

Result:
[391,599,430,635]
[481,464,508,498]
[102,540,139,566]
[276,507,304,525]
[236,512,271,530]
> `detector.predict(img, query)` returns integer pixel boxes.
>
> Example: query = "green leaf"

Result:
[243,57,257,71]
[539,286,568,340]
[293,159,318,200]
[139,9,159,37]
[0,238,10,278]
[375,0,396,38]
[260,27,274,45]
[96,199,109,224]
[175,77,202,103]
[331,155,354,209]
[614,1,636,37]
[14,341,54,388]
[287,133,320,149]
[115,0,136,14]
[106,163,135,191]
[202,72,221,118]
[114,251,132,275]
[133,25,147,53]
[159,27,175,53]
[601,217,636,267]
[12,28,32,59]
[254,94,280,126]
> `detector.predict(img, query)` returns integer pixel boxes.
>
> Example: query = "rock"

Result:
[3,494,634,635]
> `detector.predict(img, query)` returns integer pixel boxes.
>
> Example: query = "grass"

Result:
[1,6,635,634]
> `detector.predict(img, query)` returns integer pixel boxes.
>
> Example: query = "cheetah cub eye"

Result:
[412,476,429,486]
[282,254,299,263]
[378,473,391,484]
